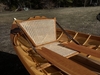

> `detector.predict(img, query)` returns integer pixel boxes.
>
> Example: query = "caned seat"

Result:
[18,17,78,58]
[20,19,56,46]
[42,42,77,57]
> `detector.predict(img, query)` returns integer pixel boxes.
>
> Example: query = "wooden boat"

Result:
[10,16,100,75]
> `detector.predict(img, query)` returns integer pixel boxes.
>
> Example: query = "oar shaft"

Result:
[14,18,38,53]
[56,22,80,45]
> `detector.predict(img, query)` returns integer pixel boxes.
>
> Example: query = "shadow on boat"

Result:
[0,51,29,75]
[70,55,100,73]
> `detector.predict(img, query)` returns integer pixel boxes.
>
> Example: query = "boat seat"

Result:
[19,19,57,46]
[17,17,78,58]
[41,42,78,58]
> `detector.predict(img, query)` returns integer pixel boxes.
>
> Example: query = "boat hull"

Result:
[10,17,100,75]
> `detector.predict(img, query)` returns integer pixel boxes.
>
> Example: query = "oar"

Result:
[56,22,80,45]
[13,18,38,54]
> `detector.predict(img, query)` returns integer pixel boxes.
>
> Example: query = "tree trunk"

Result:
[84,0,87,7]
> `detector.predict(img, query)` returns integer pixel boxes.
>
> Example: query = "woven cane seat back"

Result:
[20,19,56,46]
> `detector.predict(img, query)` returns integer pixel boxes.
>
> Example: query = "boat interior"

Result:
[11,16,100,75]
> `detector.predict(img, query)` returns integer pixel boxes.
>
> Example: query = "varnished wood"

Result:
[37,47,97,75]
[10,16,100,75]
[63,43,100,58]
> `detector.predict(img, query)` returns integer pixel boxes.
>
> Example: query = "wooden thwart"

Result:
[36,63,51,70]
[63,43,100,58]
[37,47,97,75]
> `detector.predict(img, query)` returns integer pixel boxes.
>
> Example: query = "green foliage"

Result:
[67,0,73,3]
[11,5,16,11]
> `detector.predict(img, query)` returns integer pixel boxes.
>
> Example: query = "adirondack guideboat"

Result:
[10,16,100,75]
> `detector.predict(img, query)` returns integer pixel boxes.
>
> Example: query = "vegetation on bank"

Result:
[0,0,100,11]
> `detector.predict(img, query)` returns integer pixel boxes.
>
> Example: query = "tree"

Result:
[53,0,63,7]
[73,0,83,7]
[0,0,100,11]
